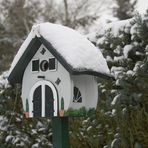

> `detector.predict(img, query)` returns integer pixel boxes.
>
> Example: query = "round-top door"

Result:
[45,85,54,117]
[32,85,42,117]
[29,81,58,117]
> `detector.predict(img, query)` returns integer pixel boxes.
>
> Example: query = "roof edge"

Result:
[8,36,42,84]
[38,36,74,74]
[39,36,114,80]
[8,35,114,85]
[72,70,114,80]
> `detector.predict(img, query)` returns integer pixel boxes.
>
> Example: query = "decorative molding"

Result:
[29,80,58,117]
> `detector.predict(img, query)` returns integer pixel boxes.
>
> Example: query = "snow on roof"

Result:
[9,22,110,75]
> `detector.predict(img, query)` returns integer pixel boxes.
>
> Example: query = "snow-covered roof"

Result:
[8,22,112,84]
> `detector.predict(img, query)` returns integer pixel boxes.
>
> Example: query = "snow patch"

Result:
[111,66,124,78]
[31,143,39,148]
[0,71,9,89]
[112,109,116,115]
[123,44,133,58]
[106,55,113,62]
[5,135,14,143]
[0,116,8,131]
[105,19,132,37]
[126,70,135,76]
[114,56,124,61]
[111,94,121,106]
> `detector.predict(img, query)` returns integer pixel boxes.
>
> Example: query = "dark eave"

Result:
[8,36,114,84]
[8,37,42,84]
[71,70,114,80]
[38,37,74,75]
[39,37,114,80]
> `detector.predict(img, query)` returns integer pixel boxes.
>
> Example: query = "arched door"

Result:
[29,81,58,117]
[45,85,54,117]
[33,85,42,117]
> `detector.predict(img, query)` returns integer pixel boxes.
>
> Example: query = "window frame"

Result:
[31,58,40,73]
[73,86,82,103]
[40,60,49,72]
[49,57,57,71]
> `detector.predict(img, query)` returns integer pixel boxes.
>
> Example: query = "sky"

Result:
[136,0,148,14]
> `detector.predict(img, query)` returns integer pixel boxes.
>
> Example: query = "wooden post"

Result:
[52,117,69,148]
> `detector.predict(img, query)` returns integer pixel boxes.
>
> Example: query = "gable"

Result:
[8,36,74,84]
[29,44,58,73]
[21,44,72,115]
[8,37,42,84]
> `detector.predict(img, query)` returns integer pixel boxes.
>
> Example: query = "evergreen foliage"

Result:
[0,83,53,147]
[69,12,148,147]
[0,0,41,74]
[113,0,137,20]
[95,12,148,147]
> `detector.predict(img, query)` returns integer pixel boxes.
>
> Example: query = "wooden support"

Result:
[52,117,69,148]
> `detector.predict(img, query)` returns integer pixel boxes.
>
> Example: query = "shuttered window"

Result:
[49,58,57,70]
[32,59,39,72]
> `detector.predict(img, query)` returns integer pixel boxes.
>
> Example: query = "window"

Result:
[73,87,82,103]
[32,59,39,72]
[40,60,49,72]
[32,58,57,72]
[49,58,57,70]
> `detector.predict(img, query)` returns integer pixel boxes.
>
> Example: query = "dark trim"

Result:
[38,37,74,74]
[37,76,45,79]
[8,36,114,84]
[8,37,42,84]
[72,70,114,80]
[39,37,114,80]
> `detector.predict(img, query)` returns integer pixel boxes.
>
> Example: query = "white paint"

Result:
[70,75,98,110]
[29,80,58,117]
[22,44,72,116]
[22,44,99,116]
[42,83,45,117]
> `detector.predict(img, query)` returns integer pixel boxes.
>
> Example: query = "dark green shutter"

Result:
[45,85,54,117]
[33,86,42,117]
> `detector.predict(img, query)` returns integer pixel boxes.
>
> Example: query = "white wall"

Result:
[69,75,98,110]
[22,44,72,115]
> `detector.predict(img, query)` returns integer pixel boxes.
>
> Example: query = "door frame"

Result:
[29,80,58,117]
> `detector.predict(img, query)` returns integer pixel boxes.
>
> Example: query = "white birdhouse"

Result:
[8,23,112,118]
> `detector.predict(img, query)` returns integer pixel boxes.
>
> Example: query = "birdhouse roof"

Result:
[8,22,113,84]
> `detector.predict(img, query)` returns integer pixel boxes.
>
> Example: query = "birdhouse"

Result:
[8,23,112,118]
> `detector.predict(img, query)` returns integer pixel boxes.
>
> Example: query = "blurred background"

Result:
[0,0,148,147]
